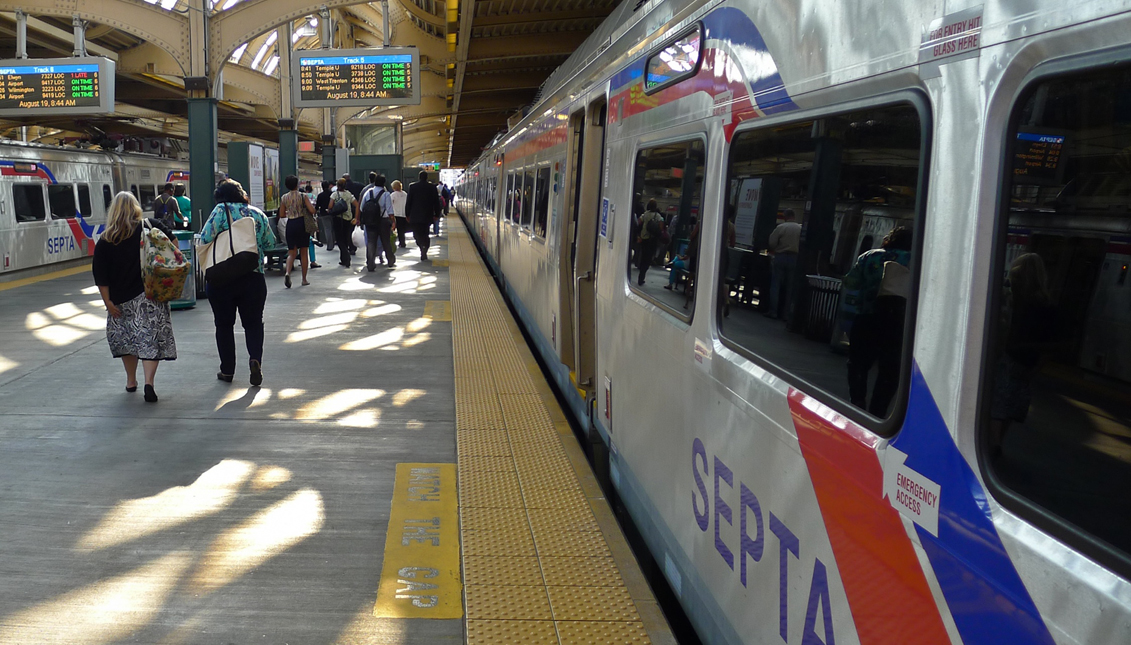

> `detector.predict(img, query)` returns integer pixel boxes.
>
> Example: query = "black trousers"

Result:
[333,216,353,266]
[205,272,267,376]
[846,298,906,416]
[413,223,432,256]
[637,238,658,284]
[365,219,396,268]
[396,217,408,247]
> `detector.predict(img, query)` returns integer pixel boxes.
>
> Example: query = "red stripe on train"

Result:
[789,390,951,645]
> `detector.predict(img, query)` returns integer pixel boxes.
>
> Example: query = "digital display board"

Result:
[292,47,420,108]
[1012,131,1067,185]
[0,57,115,117]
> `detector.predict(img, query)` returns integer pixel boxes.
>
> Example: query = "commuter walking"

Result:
[390,180,408,248]
[359,173,396,270]
[405,170,442,260]
[92,191,177,403]
[279,175,315,288]
[199,179,276,386]
[173,183,192,230]
[153,182,182,231]
[333,178,359,267]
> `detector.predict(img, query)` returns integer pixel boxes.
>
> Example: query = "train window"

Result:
[644,25,702,94]
[47,184,77,219]
[985,66,1131,558]
[13,184,46,222]
[138,185,157,211]
[77,184,92,217]
[717,104,925,425]
[522,169,535,228]
[628,139,706,318]
[102,184,112,208]
[534,165,551,237]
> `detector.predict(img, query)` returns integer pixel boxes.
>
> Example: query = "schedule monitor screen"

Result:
[0,57,115,117]
[293,47,420,108]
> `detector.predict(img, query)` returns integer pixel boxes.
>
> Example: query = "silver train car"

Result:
[0,141,191,276]
[457,0,1131,643]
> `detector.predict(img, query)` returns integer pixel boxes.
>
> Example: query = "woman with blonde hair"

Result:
[92,191,177,402]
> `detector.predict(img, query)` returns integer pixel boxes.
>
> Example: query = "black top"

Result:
[316,189,332,216]
[404,180,442,225]
[345,179,365,201]
[92,218,173,305]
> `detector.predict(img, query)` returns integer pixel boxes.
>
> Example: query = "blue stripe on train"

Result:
[893,366,1055,645]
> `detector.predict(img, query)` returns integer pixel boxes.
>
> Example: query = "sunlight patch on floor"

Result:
[0,551,193,645]
[76,460,255,551]
[188,488,324,594]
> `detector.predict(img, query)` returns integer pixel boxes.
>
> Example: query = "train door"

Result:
[568,99,607,388]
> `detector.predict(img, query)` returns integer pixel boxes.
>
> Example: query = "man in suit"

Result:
[404,170,442,260]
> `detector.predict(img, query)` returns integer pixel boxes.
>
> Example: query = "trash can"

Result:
[804,275,841,342]
[170,230,197,310]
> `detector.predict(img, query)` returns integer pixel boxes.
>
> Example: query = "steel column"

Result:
[188,97,218,231]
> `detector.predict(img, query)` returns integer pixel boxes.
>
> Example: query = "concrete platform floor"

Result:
[0,236,464,644]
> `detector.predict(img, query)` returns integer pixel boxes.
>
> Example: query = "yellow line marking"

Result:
[423,300,452,321]
[0,264,91,293]
[431,259,449,267]
[373,463,462,619]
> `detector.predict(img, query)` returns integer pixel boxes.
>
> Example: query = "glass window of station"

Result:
[985,65,1131,559]
[628,139,706,318]
[717,104,926,425]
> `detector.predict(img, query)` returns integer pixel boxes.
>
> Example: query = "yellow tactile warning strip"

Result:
[424,300,453,321]
[373,463,462,618]
[0,263,90,292]
[447,219,672,644]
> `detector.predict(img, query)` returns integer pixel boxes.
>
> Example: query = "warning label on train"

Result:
[919,6,983,76]
[883,447,941,536]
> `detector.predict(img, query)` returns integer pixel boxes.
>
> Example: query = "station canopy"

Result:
[0,0,620,167]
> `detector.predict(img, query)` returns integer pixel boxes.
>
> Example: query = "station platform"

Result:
[0,219,675,644]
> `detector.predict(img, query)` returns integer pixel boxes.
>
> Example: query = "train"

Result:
[456,0,1131,644]
[0,140,322,276]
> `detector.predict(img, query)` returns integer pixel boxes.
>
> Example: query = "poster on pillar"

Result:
[248,144,265,211]
[264,147,280,213]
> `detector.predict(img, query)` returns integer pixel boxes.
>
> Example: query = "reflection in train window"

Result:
[987,66,1131,557]
[534,165,551,238]
[522,169,535,228]
[138,185,157,211]
[47,184,77,219]
[103,184,112,208]
[13,184,46,222]
[77,184,92,217]
[717,104,925,424]
[505,172,516,222]
[644,25,702,94]
[628,139,706,319]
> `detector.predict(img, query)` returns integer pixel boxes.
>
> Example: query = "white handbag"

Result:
[198,204,260,286]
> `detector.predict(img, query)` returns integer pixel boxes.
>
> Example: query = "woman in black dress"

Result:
[279,175,315,288]
[92,192,177,402]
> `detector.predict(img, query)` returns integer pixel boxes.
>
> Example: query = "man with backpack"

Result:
[153,183,182,231]
[329,178,358,267]
[359,173,396,270]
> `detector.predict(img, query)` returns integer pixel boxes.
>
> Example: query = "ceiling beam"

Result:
[466,31,590,61]
[472,8,614,28]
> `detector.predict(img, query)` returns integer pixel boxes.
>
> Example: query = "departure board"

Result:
[292,47,420,108]
[0,57,115,117]
[1012,131,1067,185]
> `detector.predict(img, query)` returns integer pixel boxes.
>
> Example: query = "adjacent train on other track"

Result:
[457,0,1131,643]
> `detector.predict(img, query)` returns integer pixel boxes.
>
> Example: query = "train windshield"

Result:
[988,66,1131,558]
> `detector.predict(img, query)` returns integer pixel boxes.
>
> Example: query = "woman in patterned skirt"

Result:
[92,192,177,402]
